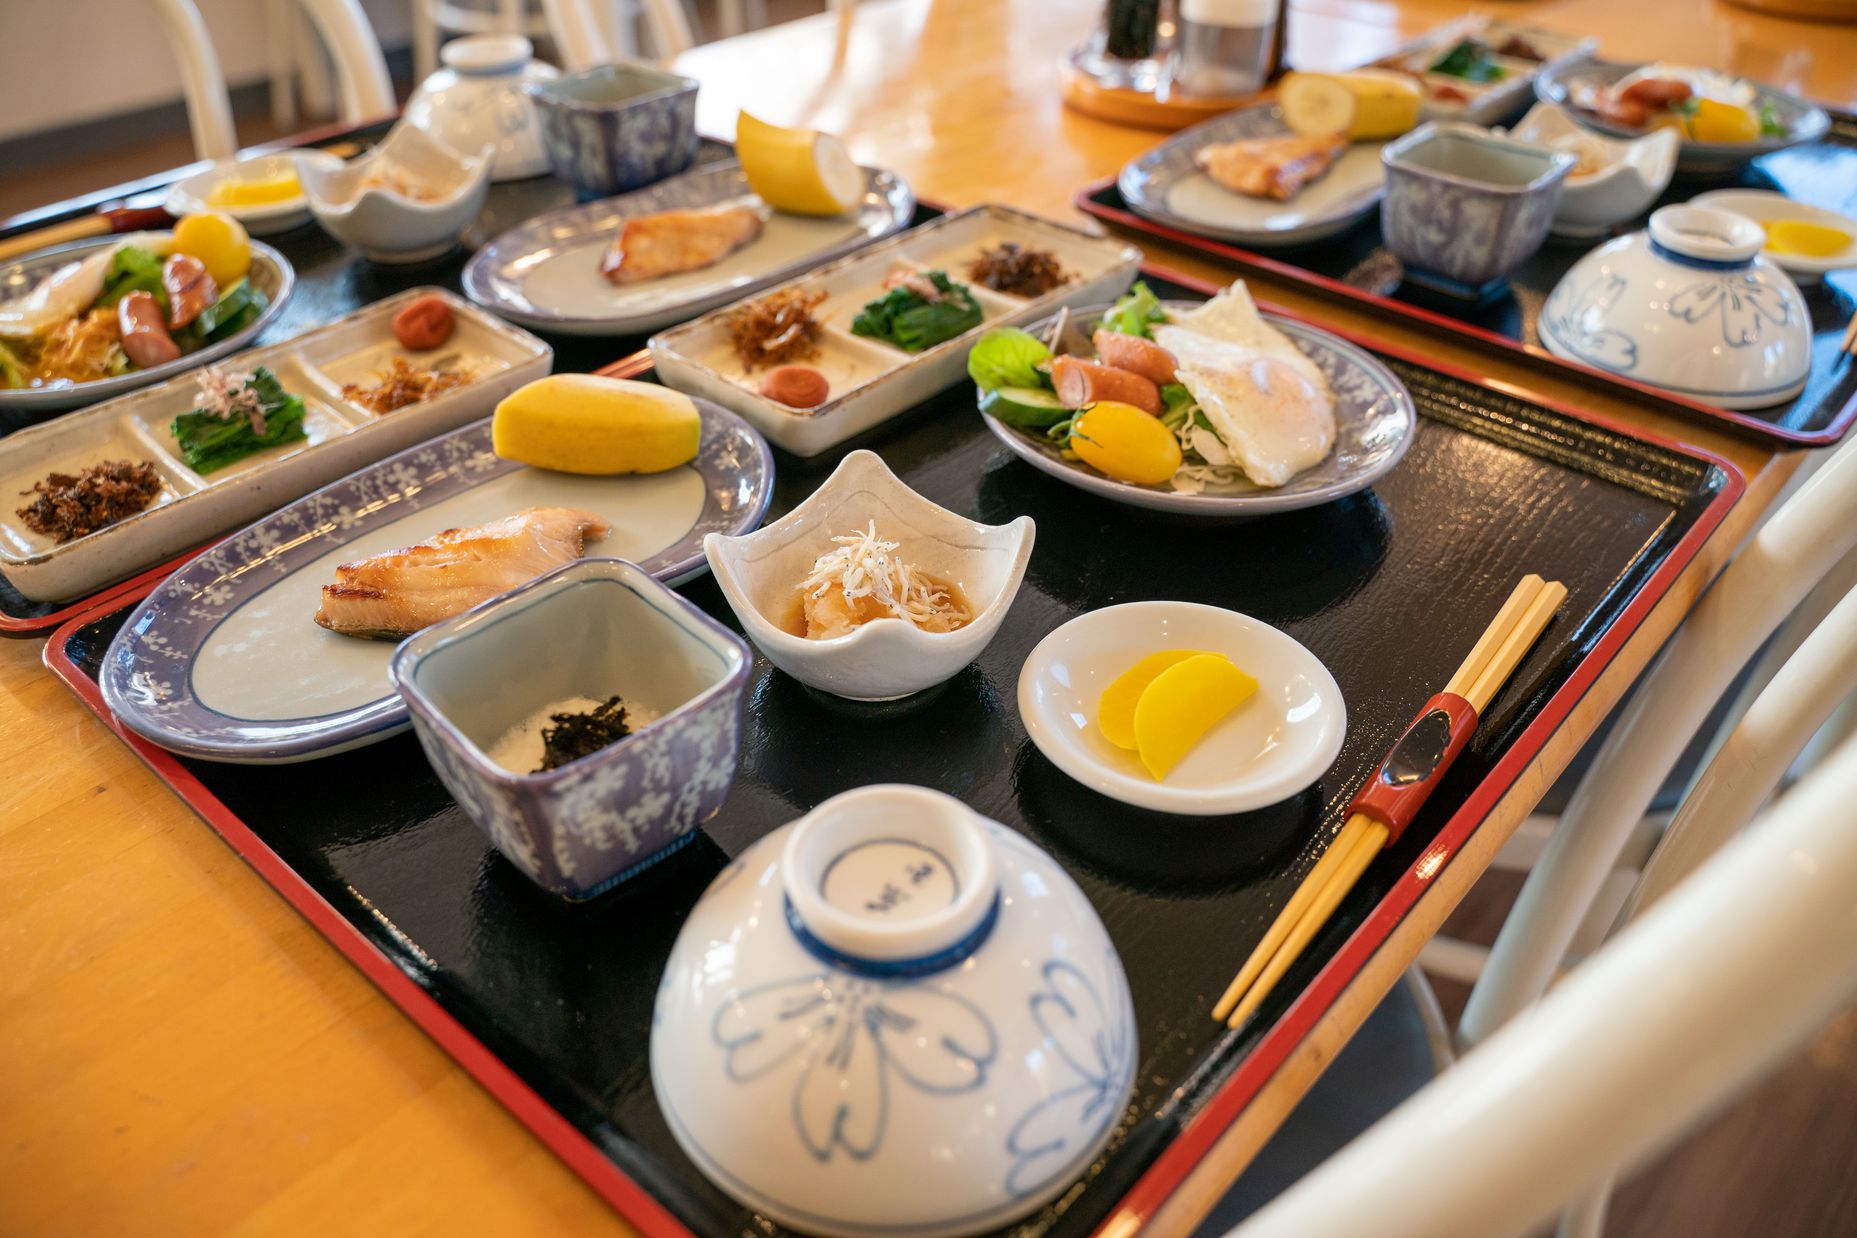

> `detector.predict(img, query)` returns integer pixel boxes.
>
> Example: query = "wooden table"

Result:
[4,2,1853,1234]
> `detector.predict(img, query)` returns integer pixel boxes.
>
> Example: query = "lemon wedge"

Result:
[1765,219,1853,259]
[735,111,863,216]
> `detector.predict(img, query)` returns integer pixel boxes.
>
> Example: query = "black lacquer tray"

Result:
[0,136,941,633]
[47,271,1742,1237]
[1078,110,1857,447]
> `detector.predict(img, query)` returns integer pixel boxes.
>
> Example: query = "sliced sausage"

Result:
[118,291,181,367]
[1093,330,1177,386]
[1618,78,1692,110]
[1051,355,1161,415]
[162,254,217,330]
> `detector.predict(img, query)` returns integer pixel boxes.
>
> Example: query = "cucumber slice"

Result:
[981,385,1071,429]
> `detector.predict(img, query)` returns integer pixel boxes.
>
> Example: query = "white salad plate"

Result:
[463,160,916,335]
[1118,104,1387,249]
[100,396,774,764]
[0,233,294,413]
[651,204,1142,456]
[1689,189,1857,285]
[0,288,549,603]
[163,151,348,236]
[981,300,1416,518]
[1018,601,1346,816]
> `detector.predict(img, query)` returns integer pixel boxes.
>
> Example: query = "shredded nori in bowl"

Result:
[537,696,633,772]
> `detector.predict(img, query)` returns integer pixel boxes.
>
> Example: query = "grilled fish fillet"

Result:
[313,506,612,640]
[1194,133,1347,202]
[599,205,766,285]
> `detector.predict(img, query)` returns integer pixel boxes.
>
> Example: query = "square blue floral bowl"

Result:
[391,558,751,900]
[529,62,700,198]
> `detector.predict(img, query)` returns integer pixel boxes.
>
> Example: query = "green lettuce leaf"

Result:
[966,327,1052,391]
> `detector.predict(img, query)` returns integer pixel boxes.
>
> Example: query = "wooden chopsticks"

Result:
[1211,573,1568,1029]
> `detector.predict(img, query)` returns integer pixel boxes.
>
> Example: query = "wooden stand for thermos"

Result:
[1059,1,1290,130]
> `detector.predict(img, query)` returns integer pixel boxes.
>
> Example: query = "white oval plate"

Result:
[980,300,1415,518]
[1689,189,1857,285]
[462,160,914,336]
[1119,104,1386,249]
[1018,601,1346,816]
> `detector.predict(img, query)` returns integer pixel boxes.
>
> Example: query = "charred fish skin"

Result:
[312,506,611,640]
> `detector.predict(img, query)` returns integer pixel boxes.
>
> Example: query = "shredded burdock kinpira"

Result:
[968,243,1068,297]
[17,458,163,542]
[342,356,473,415]
[722,285,828,371]
[537,695,633,771]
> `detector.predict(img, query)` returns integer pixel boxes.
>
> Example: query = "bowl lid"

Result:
[1648,204,1764,265]
[442,34,532,74]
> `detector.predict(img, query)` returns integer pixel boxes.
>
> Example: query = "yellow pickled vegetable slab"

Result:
[1132,653,1259,781]
[1765,219,1853,258]
[493,375,701,475]
[1279,70,1421,141]
[1098,649,1211,750]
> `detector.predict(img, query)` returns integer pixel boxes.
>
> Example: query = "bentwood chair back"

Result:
[151,0,393,163]
[542,0,696,65]
[1458,429,1857,1050]
[1221,729,1857,1238]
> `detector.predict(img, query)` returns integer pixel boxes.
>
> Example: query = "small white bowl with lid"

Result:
[1540,204,1812,409]
[651,784,1137,1238]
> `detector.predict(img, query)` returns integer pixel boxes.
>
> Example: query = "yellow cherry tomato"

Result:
[1688,99,1759,144]
[171,211,252,286]
[1069,400,1182,486]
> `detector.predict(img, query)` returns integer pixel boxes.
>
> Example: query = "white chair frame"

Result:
[1225,728,1857,1238]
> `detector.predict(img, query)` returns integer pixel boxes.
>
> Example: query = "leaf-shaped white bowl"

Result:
[704,449,1034,701]
[1510,101,1678,239]
[300,123,493,263]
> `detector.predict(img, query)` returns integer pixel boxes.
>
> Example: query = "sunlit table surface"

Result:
[6,0,1853,1233]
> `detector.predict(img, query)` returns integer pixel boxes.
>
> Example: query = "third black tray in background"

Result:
[1079,110,1857,447]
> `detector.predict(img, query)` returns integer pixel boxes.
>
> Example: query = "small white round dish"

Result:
[1119,103,1386,249]
[980,300,1415,518]
[705,450,1034,701]
[1540,204,1813,410]
[1689,188,1857,285]
[1018,601,1346,816]
[163,151,346,235]
[652,784,1137,1238]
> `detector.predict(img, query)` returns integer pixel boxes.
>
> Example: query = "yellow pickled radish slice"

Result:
[1279,70,1420,141]
[1132,653,1259,781]
[735,111,863,216]
[208,172,302,208]
[1765,219,1853,258]
[1098,649,1212,750]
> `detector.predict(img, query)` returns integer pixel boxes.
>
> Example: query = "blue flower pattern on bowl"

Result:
[1542,271,1639,372]
[1667,273,1794,347]
[1003,955,1138,1198]
[530,64,701,198]
[713,974,998,1162]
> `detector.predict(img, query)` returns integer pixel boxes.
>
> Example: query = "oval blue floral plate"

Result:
[101,398,774,764]
[462,160,915,336]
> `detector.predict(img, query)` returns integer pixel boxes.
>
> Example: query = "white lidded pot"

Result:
[1539,204,1812,410]
[651,785,1138,1238]
[404,34,558,181]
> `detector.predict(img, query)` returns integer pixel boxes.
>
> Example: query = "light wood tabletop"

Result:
[4,1,1853,1234]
